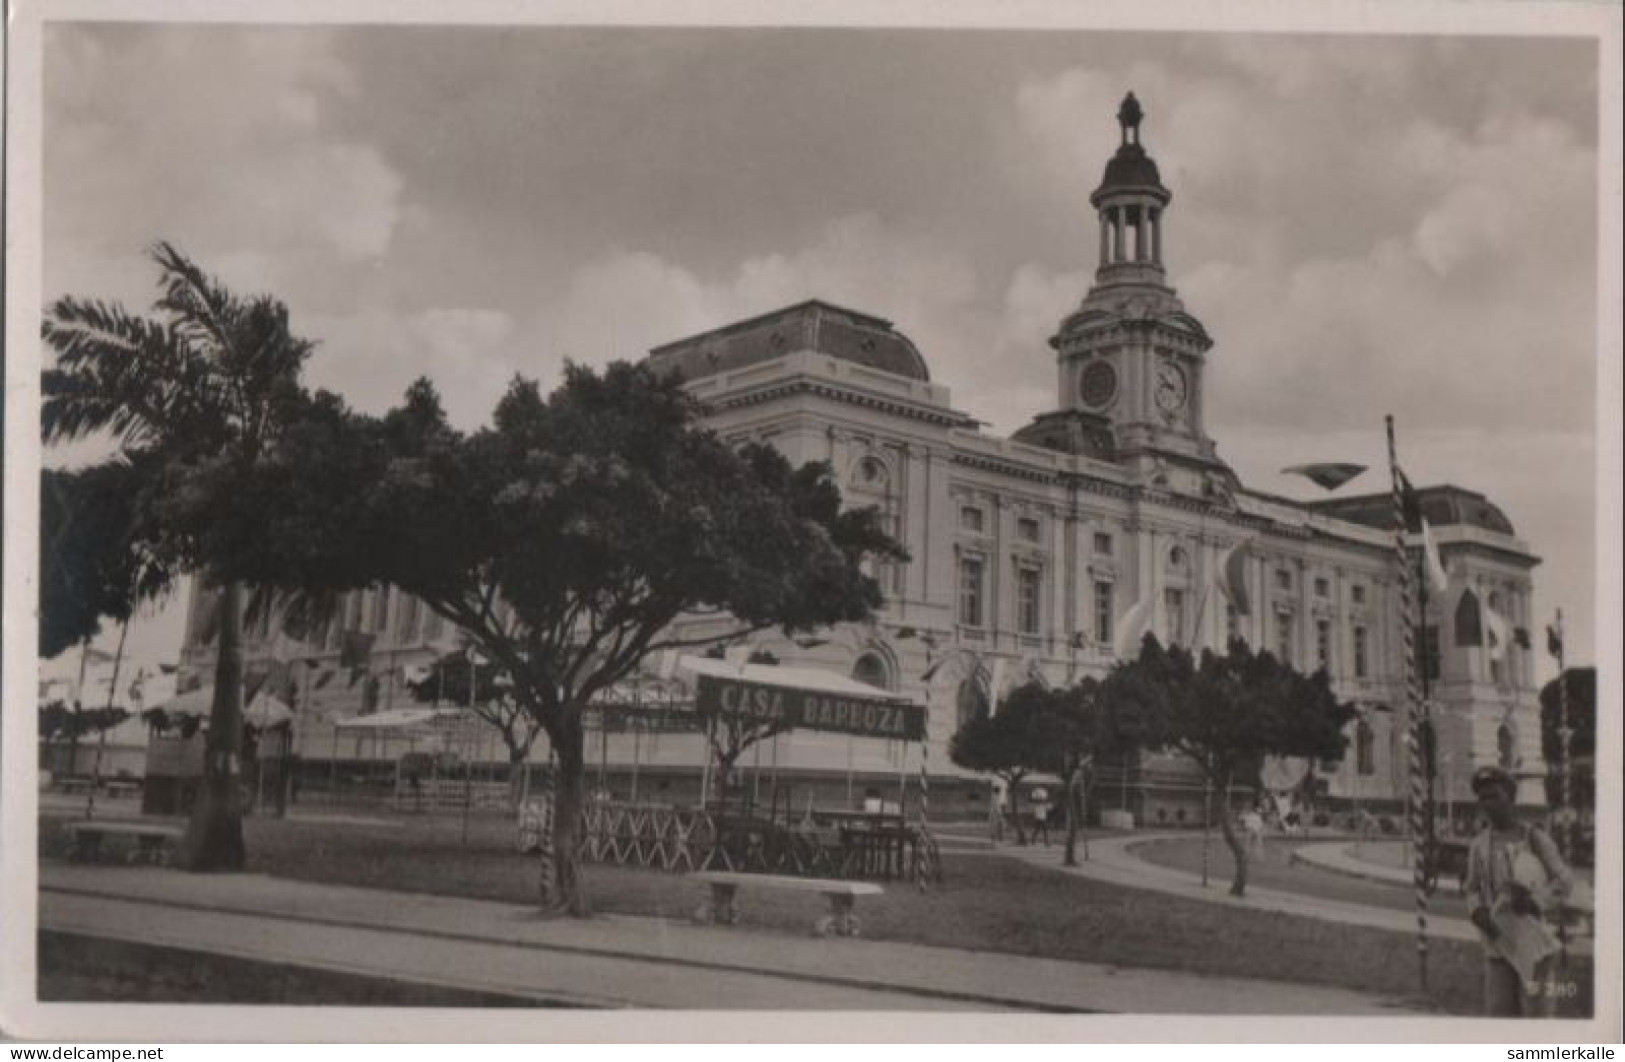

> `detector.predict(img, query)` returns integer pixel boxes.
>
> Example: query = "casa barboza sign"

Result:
[694,674,925,741]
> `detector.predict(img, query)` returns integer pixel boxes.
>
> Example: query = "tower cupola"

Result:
[1089,92,1173,283]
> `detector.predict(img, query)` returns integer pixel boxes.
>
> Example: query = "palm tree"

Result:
[42,243,315,870]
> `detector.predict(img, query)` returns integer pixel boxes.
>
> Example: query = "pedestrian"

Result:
[1241,805,1267,856]
[1464,765,1573,1017]
[1030,787,1051,847]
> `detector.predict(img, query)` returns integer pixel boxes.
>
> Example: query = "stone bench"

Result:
[66,821,183,865]
[690,870,883,938]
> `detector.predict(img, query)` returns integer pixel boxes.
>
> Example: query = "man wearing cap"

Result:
[1464,765,1573,1017]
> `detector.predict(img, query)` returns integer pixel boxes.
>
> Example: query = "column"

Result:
[1112,208,1125,263]
[1136,206,1149,263]
[1099,213,1110,268]
[1151,209,1163,264]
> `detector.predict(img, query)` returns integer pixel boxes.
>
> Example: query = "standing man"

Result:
[1030,787,1051,847]
[1464,766,1573,1017]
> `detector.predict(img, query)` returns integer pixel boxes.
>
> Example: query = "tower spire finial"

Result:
[1117,91,1143,146]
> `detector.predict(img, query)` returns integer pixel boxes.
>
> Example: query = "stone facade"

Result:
[178,95,1546,822]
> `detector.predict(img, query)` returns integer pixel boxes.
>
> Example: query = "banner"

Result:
[694,674,925,741]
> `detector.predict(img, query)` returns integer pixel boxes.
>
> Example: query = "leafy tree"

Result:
[948,687,1050,845]
[231,363,905,912]
[42,244,317,871]
[1106,635,1354,896]
[40,461,170,659]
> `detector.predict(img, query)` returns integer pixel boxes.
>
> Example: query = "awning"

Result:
[157,686,294,727]
[333,706,466,731]
[681,655,925,741]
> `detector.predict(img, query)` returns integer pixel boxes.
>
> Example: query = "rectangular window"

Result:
[1276,611,1295,664]
[960,506,985,534]
[1316,618,1331,671]
[1314,576,1330,598]
[1353,625,1369,678]
[1017,567,1041,635]
[1093,531,1113,556]
[1093,581,1114,646]
[1017,517,1040,542]
[370,588,391,632]
[1352,584,1366,605]
[1274,569,1293,591]
[958,556,985,627]
[1165,588,1187,645]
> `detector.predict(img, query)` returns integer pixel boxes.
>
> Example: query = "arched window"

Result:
[851,653,892,692]
[1455,590,1483,647]
[955,679,989,730]
[1167,546,1188,574]
[1356,718,1376,775]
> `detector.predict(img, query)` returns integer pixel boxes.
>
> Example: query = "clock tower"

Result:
[1015,93,1231,491]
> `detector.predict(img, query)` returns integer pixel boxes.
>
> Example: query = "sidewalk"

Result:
[993,833,1481,943]
[38,862,1418,1014]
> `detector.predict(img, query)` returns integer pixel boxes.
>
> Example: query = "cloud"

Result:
[44,25,405,310]
[301,306,522,429]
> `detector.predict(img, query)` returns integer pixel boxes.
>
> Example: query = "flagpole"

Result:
[1554,610,1572,861]
[1387,414,1430,993]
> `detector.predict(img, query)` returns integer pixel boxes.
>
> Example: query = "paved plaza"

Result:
[36,828,1480,1014]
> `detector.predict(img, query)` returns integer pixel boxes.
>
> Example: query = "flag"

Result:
[1283,462,1367,491]
[1395,468,1425,531]
[986,658,1007,713]
[1113,595,1155,658]
[1216,539,1252,617]
[1419,518,1450,594]
[1482,600,1512,662]
[1547,620,1564,660]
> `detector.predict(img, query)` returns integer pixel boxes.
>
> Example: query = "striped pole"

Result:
[915,704,930,891]
[1387,415,1429,992]
[537,753,556,905]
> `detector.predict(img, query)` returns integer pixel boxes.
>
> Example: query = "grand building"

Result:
[178,95,1547,822]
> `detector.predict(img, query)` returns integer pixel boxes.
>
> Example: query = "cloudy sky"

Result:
[37,20,1606,677]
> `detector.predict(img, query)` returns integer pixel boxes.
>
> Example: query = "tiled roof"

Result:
[647,300,931,383]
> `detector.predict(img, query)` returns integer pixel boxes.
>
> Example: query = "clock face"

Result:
[1154,361,1188,416]
[1079,361,1118,409]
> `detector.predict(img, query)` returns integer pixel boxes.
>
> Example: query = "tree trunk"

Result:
[550,715,589,915]
[1004,773,1027,845]
[507,746,529,810]
[1062,771,1079,867]
[1219,792,1249,897]
[182,579,246,871]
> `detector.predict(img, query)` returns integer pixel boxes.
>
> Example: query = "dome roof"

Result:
[1309,485,1518,536]
[1098,144,1166,194]
[646,300,931,383]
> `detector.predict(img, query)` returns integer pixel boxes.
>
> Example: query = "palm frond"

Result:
[150,241,240,362]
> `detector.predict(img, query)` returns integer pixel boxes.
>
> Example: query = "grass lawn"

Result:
[37,808,1593,1017]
